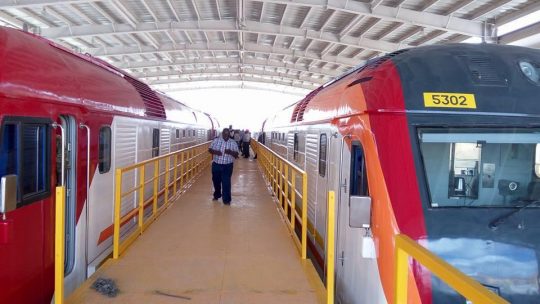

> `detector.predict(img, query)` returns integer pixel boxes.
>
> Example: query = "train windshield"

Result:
[418,128,540,208]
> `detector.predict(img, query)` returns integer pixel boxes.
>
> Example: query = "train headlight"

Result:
[519,60,540,84]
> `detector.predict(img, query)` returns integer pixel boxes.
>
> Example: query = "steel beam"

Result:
[85,41,359,67]
[117,57,342,76]
[1,0,484,37]
[498,21,540,45]
[40,20,411,53]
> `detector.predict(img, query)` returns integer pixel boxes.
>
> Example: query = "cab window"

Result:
[0,118,51,206]
[350,143,369,196]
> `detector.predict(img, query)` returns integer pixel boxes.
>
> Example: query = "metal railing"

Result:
[326,191,336,304]
[113,141,212,259]
[395,234,509,304]
[54,186,66,304]
[252,141,308,259]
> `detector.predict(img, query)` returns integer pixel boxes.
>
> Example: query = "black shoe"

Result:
[213,196,221,201]
[223,201,231,205]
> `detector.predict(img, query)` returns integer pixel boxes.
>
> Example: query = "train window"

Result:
[293,133,299,161]
[319,134,327,177]
[0,119,51,206]
[350,143,369,196]
[176,129,180,139]
[183,129,186,137]
[152,129,160,157]
[535,144,540,178]
[0,124,18,178]
[419,128,540,207]
[98,126,111,174]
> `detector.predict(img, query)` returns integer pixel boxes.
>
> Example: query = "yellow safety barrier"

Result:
[326,191,336,304]
[252,141,308,259]
[54,186,66,304]
[395,234,509,304]
[113,141,212,259]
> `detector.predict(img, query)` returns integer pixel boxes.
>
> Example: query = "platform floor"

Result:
[68,158,325,304]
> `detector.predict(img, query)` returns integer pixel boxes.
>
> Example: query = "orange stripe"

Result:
[97,202,154,245]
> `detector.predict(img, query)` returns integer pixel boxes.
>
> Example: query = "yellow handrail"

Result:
[113,141,212,259]
[326,191,336,304]
[394,234,510,304]
[54,186,66,304]
[252,141,308,259]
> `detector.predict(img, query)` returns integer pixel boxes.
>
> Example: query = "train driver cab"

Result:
[418,128,540,209]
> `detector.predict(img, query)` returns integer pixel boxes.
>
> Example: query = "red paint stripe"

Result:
[361,61,432,303]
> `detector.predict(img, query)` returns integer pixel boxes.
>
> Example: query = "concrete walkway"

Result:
[68,158,325,304]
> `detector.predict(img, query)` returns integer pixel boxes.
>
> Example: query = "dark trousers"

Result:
[242,142,250,158]
[212,162,234,203]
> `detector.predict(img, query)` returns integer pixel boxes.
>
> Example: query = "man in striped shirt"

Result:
[208,128,239,205]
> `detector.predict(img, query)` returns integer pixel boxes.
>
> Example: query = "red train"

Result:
[262,43,540,303]
[0,27,217,303]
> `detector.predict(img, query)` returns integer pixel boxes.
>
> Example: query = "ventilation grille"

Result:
[291,86,323,122]
[366,49,409,70]
[124,77,166,119]
[466,56,507,86]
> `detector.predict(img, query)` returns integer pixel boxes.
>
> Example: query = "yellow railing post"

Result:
[327,191,336,304]
[173,154,178,194]
[54,186,66,304]
[270,154,275,193]
[284,165,289,215]
[152,160,158,216]
[165,157,170,205]
[188,150,192,181]
[138,166,145,232]
[395,243,409,304]
[301,172,308,259]
[279,160,283,206]
[113,169,122,259]
[180,151,185,190]
[290,171,295,228]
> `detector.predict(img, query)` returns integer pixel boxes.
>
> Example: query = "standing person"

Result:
[208,128,239,205]
[233,130,241,150]
[242,129,251,158]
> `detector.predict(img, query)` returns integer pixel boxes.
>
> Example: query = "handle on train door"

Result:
[52,123,66,186]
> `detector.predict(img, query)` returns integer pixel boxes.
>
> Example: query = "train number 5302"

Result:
[423,92,477,109]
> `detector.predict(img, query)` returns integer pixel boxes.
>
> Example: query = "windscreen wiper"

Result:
[488,200,540,229]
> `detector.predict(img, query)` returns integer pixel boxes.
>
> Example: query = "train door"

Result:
[57,115,77,277]
[306,130,331,258]
[335,139,384,304]
[0,117,52,303]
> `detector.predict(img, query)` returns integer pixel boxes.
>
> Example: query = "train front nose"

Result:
[427,238,539,303]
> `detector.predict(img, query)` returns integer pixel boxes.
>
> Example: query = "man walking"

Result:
[208,128,239,205]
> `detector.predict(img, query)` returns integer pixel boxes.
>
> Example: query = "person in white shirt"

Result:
[242,130,251,158]
[208,128,239,205]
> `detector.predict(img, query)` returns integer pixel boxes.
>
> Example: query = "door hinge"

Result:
[340,178,347,193]
[337,251,345,266]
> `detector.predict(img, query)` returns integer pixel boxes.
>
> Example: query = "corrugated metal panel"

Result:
[114,123,138,219]
[305,133,319,233]
[160,127,171,155]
